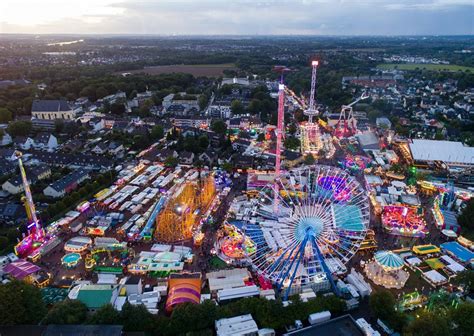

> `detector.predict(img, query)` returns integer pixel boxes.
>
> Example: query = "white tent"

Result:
[423,270,447,285]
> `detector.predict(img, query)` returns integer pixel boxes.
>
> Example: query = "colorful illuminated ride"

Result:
[381,205,428,237]
[85,245,134,271]
[155,174,216,242]
[300,61,323,155]
[61,253,82,268]
[364,250,410,289]
[339,154,371,172]
[244,165,369,299]
[219,223,256,260]
[14,151,46,258]
[333,92,369,138]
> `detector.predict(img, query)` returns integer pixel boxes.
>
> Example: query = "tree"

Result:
[162,301,218,335]
[257,133,265,142]
[450,302,474,336]
[198,135,209,150]
[452,270,474,294]
[405,310,451,336]
[0,108,12,123]
[369,290,407,331]
[7,120,32,137]
[284,136,301,150]
[120,303,154,332]
[231,100,244,115]
[304,154,315,165]
[198,94,209,111]
[211,119,227,135]
[54,119,65,134]
[150,125,164,141]
[288,123,297,135]
[367,108,382,122]
[43,299,88,325]
[369,290,396,322]
[95,86,109,100]
[0,236,9,251]
[247,99,262,115]
[0,280,46,325]
[110,103,126,115]
[221,162,233,173]
[458,199,474,233]
[164,155,179,168]
[88,304,121,325]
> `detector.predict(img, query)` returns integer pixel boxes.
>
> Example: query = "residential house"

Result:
[0,132,12,146]
[157,148,178,161]
[92,143,108,155]
[2,165,51,195]
[179,151,195,165]
[0,203,26,223]
[43,169,90,198]
[232,139,252,152]
[33,133,58,151]
[31,100,75,120]
[376,117,392,129]
[199,149,217,165]
[108,142,124,156]
[14,137,35,151]
[25,150,113,170]
[0,159,15,176]
[173,116,210,129]
[62,139,84,153]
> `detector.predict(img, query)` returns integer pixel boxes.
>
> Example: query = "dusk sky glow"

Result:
[0,0,473,35]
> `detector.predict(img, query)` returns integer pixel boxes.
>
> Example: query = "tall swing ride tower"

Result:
[14,151,45,257]
[300,61,323,155]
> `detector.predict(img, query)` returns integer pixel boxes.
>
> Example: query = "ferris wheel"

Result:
[243,165,370,299]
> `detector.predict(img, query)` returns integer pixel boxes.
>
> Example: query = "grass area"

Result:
[425,258,444,270]
[377,63,474,72]
[123,63,237,77]
[209,256,228,269]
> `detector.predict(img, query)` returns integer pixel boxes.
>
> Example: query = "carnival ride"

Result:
[339,154,372,172]
[381,205,428,238]
[85,245,134,271]
[155,174,216,242]
[218,223,256,260]
[61,253,82,269]
[333,92,369,138]
[397,291,428,312]
[364,250,410,289]
[243,165,369,299]
[300,61,323,155]
[14,151,46,258]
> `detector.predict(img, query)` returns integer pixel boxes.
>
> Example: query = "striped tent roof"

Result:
[374,251,404,271]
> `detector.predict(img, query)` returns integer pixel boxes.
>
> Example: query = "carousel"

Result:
[364,250,409,289]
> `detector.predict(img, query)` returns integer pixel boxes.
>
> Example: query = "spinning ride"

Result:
[244,165,369,299]
[382,205,428,237]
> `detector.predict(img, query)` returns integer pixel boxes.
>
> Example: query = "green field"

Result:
[123,63,237,77]
[378,63,474,72]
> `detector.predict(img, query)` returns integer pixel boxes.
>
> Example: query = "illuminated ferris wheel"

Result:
[244,165,370,299]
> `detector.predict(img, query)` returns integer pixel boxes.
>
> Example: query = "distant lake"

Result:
[43,52,76,56]
[46,39,84,46]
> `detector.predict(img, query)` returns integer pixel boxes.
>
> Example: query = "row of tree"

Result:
[0,280,346,335]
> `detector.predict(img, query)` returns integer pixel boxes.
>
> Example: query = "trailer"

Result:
[308,311,331,325]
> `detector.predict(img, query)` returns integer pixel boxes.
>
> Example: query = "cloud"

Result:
[0,0,472,35]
